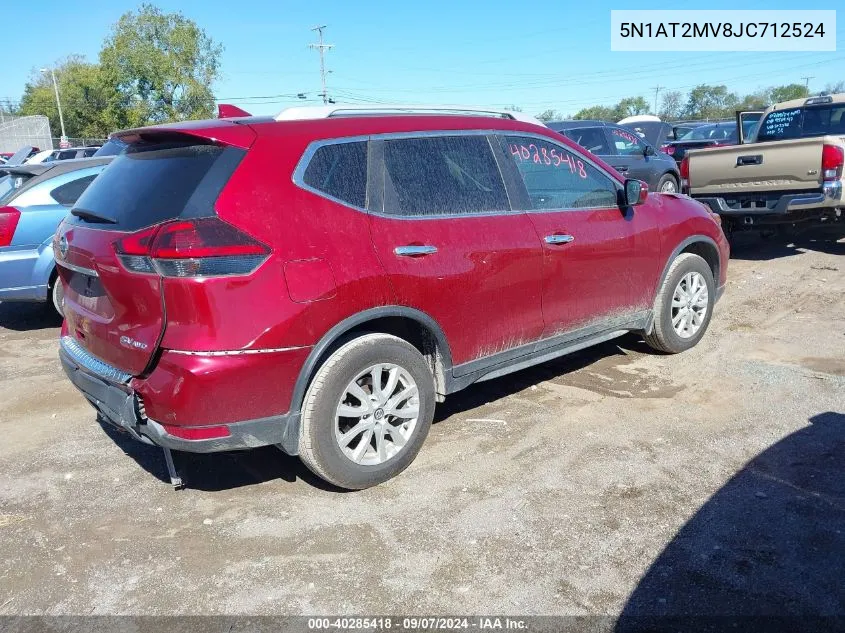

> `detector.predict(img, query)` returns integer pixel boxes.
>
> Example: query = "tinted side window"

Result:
[302,141,367,208]
[504,135,618,210]
[562,127,611,155]
[382,135,508,216]
[610,127,646,155]
[51,174,98,206]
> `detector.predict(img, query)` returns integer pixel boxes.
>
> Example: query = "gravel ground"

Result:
[0,228,843,619]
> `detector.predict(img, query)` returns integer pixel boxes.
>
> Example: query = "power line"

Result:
[309,25,334,105]
[801,76,814,90]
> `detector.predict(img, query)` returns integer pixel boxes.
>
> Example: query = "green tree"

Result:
[614,96,649,119]
[768,84,809,103]
[99,3,223,126]
[573,105,615,120]
[18,56,117,138]
[536,109,562,122]
[683,84,739,120]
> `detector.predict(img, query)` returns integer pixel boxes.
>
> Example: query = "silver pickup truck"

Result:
[682,94,845,235]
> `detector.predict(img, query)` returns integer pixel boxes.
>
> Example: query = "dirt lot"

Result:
[0,229,843,618]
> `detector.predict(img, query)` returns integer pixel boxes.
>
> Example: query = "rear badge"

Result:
[120,336,148,350]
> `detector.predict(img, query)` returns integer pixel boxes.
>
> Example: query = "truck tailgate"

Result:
[687,137,826,196]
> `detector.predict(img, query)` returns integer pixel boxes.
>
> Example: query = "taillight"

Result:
[0,206,21,247]
[821,144,844,181]
[679,156,689,180]
[661,144,675,155]
[114,218,270,278]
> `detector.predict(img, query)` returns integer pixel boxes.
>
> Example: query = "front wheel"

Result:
[298,333,436,490]
[657,173,679,194]
[645,253,715,354]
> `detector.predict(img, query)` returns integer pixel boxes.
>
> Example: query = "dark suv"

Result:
[56,107,728,490]
[547,120,681,193]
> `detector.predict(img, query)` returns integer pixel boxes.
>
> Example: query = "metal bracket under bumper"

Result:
[59,343,301,456]
[695,182,841,217]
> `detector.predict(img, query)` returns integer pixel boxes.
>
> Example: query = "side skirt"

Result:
[446,311,650,393]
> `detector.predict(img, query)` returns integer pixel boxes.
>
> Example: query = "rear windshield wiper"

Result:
[71,208,117,224]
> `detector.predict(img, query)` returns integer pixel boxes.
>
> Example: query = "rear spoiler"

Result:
[0,163,53,177]
[218,103,253,118]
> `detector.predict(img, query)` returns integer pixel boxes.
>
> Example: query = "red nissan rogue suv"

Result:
[56,106,728,490]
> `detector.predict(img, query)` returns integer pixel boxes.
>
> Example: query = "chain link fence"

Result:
[0,114,53,153]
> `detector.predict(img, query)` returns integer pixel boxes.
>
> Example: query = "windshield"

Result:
[756,104,845,142]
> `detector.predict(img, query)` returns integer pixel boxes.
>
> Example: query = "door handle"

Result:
[394,245,438,257]
[544,234,574,245]
[616,166,629,172]
[736,155,763,166]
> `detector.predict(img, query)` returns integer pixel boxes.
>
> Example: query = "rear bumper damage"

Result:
[59,336,301,455]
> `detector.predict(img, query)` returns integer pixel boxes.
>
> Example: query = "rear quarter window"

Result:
[51,174,98,206]
[301,141,367,208]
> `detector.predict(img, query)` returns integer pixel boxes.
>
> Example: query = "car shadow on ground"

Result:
[615,411,845,632]
[729,225,845,261]
[0,302,61,331]
[99,334,651,493]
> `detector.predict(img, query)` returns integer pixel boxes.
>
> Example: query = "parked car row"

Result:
[44,104,728,490]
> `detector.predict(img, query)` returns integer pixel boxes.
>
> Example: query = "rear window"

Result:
[71,141,240,230]
[756,105,845,142]
[51,174,98,206]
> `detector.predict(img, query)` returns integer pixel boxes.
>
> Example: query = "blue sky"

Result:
[2,0,842,117]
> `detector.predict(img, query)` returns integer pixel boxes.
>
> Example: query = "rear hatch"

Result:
[56,124,258,376]
[686,137,826,196]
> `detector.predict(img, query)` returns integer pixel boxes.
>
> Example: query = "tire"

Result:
[645,253,715,354]
[49,276,64,318]
[298,333,436,490]
[656,173,679,194]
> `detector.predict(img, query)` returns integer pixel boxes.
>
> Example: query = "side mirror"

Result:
[624,179,649,206]
[643,144,655,157]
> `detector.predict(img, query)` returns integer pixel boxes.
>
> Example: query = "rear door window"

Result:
[51,174,98,206]
[70,141,242,230]
[382,135,509,216]
[301,141,367,208]
[562,127,611,155]
[503,135,619,210]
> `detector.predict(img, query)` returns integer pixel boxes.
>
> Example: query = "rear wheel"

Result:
[645,253,715,354]
[49,275,64,318]
[298,333,436,490]
[657,173,678,194]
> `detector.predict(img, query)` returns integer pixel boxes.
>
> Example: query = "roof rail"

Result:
[275,104,545,126]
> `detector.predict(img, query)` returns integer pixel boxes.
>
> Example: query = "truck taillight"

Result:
[0,206,21,247]
[821,144,844,181]
[679,156,690,191]
[114,218,270,278]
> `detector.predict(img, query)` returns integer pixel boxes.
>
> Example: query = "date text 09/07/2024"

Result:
[619,21,825,39]
[307,617,529,630]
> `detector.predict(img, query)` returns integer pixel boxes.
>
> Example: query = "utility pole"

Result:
[651,85,663,115]
[801,76,814,92]
[41,67,67,145]
[309,25,334,105]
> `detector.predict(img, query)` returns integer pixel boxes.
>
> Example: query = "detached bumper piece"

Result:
[59,336,297,489]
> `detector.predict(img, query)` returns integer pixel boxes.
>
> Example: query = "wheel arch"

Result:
[289,306,453,417]
[648,235,720,333]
